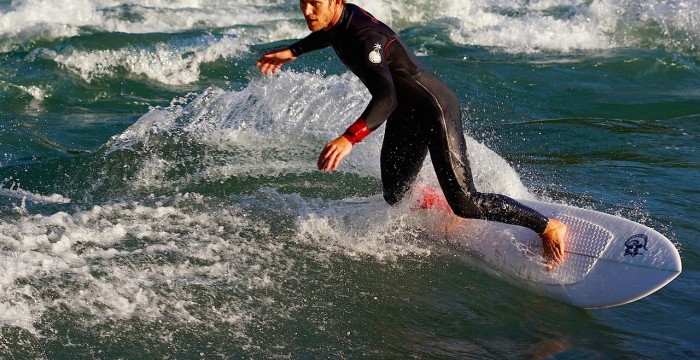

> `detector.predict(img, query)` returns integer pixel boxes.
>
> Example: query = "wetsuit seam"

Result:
[384,37,397,57]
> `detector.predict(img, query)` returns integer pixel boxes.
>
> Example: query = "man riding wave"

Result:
[255,0,566,269]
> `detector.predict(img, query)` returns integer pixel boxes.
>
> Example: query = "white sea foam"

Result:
[11,84,48,101]
[36,34,248,85]
[0,0,296,43]
[442,0,616,53]
[0,0,101,45]
[3,0,698,54]
[0,189,436,337]
[359,0,699,53]
[0,79,49,111]
[0,182,71,206]
[294,194,432,261]
[0,194,286,334]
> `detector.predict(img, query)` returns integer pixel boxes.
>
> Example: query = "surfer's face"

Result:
[299,0,342,31]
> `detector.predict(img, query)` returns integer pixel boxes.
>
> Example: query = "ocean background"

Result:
[1,0,698,358]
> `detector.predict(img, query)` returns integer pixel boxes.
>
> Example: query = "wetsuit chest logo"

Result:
[369,43,382,64]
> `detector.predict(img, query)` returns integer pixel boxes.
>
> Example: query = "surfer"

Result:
[255,0,566,269]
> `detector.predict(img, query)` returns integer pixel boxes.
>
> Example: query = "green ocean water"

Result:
[1,0,698,358]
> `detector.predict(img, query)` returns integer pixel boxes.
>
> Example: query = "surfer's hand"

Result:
[317,136,352,172]
[255,49,297,74]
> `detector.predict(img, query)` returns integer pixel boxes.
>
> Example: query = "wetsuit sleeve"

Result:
[349,30,398,140]
[342,118,370,144]
[288,31,332,56]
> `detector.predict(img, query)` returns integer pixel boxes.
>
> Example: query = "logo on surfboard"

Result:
[624,234,649,257]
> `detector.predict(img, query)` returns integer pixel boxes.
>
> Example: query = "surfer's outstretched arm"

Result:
[255,49,297,74]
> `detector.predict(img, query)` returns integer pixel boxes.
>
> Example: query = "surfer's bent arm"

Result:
[318,30,397,171]
[341,30,398,145]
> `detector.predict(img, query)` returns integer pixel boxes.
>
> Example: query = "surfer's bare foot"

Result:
[541,219,566,271]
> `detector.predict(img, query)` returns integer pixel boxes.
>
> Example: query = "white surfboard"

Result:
[426,198,682,309]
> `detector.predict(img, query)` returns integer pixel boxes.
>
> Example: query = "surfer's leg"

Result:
[380,110,430,205]
[421,78,549,231]
[428,134,549,232]
[420,77,566,268]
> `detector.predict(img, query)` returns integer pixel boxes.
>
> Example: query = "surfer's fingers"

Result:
[266,61,282,74]
[326,146,346,171]
[256,58,281,74]
[326,157,337,172]
[317,143,335,170]
[257,61,272,74]
[327,146,343,171]
[320,150,333,171]
[329,150,343,171]
[317,150,328,170]
[255,56,271,69]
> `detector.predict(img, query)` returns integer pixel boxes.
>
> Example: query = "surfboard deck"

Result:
[418,193,682,309]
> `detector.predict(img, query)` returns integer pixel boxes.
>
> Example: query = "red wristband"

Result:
[342,118,372,145]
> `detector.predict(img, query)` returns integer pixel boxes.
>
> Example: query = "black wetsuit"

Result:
[289,3,549,233]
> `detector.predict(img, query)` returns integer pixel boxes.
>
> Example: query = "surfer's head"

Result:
[299,0,345,32]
